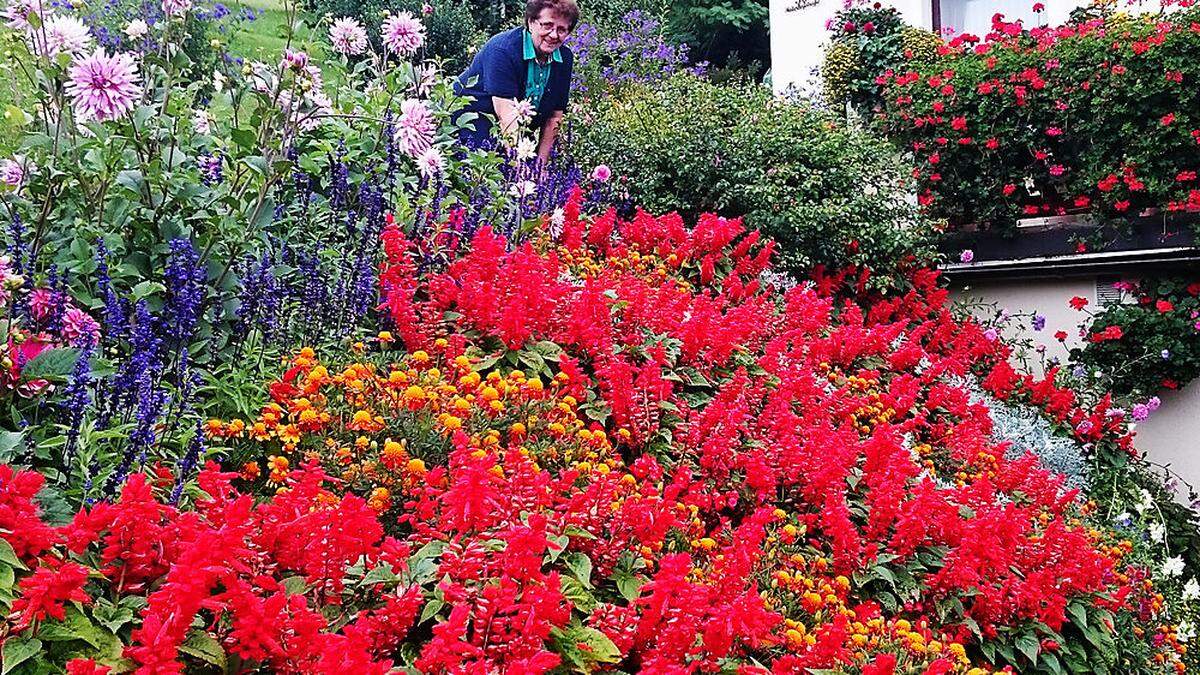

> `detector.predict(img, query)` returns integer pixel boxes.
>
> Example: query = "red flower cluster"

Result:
[0,201,1183,673]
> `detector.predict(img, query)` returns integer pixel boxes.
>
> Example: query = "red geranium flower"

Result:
[1069,296,1089,310]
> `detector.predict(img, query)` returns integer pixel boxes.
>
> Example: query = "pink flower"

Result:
[280,49,309,71]
[1,156,29,189]
[62,307,100,346]
[329,16,368,56]
[381,12,425,57]
[3,0,45,30]
[959,249,974,263]
[29,15,93,58]
[591,164,611,182]
[1049,164,1065,176]
[66,49,143,123]
[395,98,434,158]
[161,0,191,17]
[28,287,54,321]
[416,146,444,178]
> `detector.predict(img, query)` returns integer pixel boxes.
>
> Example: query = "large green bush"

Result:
[569,73,930,272]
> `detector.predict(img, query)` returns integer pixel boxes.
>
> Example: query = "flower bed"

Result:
[3,192,1195,673]
[875,5,1200,230]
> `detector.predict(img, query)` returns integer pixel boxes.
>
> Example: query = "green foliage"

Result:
[1071,279,1200,399]
[821,5,940,115]
[569,72,932,273]
[663,0,768,74]
[877,6,1200,230]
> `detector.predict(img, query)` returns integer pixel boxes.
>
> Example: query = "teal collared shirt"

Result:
[522,29,562,108]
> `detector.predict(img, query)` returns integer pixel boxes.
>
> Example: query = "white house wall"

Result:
[952,279,1200,500]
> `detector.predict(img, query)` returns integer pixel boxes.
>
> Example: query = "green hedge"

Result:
[569,73,931,272]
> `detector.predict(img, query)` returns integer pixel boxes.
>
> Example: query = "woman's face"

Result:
[528,9,571,56]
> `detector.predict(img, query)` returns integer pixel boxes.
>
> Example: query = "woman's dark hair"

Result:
[525,0,580,30]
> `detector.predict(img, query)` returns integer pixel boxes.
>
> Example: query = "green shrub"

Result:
[569,73,931,273]
[820,5,940,114]
[1071,279,1200,399]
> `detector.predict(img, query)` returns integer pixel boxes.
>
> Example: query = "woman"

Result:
[453,0,578,164]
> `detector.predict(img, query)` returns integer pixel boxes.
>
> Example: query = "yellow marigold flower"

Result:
[453,355,471,369]
[510,422,527,436]
[480,386,500,402]
[299,347,315,359]
[377,331,395,343]
[388,370,407,386]
[242,461,261,480]
[298,409,318,426]
[489,400,504,413]
[411,350,429,363]
[442,415,462,431]
[279,424,301,445]
[407,458,427,474]
[383,439,406,460]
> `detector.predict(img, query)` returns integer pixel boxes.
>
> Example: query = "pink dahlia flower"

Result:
[161,0,191,17]
[590,164,611,182]
[66,49,143,123]
[0,157,27,189]
[62,307,100,346]
[28,288,53,321]
[3,0,45,30]
[329,16,368,56]
[416,147,444,178]
[381,11,424,57]
[29,14,93,58]
[395,98,434,158]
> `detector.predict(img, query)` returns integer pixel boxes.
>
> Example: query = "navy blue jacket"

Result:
[454,27,574,148]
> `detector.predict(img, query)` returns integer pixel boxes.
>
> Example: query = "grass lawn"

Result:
[226,0,328,62]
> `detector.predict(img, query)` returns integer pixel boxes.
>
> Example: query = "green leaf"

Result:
[37,607,111,648]
[1015,632,1040,665]
[131,281,166,300]
[1,637,42,675]
[230,128,256,149]
[419,598,445,624]
[560,576,597,613]
[361,564,399,586]
[1066,601,1088,630]
[0,538,27,571]
[179,629,226,669]
[550,623,621,671]
[563,552,593,589]
[20,347,80,382]
[614,571,645,602]
[0,430,22,464]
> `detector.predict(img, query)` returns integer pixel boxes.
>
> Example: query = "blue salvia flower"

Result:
[330,145,350,212]
[163,239,208,346]
[170,418,207,504]
[7,213,29,277]
[94,241,128,340]
[44,265,68,335]
[103,302,165,496]
[59,345,93,472]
